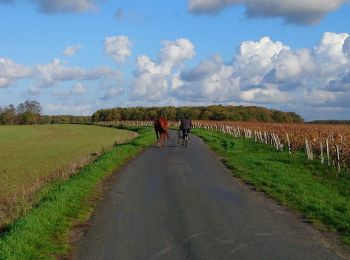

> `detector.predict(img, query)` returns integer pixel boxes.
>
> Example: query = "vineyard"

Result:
[100,120,350,172]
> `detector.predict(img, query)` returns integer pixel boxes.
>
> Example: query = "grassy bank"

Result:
[0,127,154,259]
[193,129,350,244]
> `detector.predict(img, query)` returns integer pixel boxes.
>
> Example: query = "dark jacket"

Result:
[180,118,192,130]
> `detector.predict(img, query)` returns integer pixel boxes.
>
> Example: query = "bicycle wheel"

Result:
[177,132,182,146]
[183,133,189,147]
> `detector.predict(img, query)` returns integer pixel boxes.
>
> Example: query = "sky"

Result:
[0,0,350,121]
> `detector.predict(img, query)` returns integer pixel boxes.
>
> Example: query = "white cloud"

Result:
[0,58,32,88]
[131,38,195,101]
[35,59,85,87]
[314,32,349,63]
[63,44,84,57]
[158,38,196,72]
[128,32,350,116]
[240,85,292,103]
[188,0,347,25]
[177,56,239,101]
[303,90,339,105]
[234,36,289,85]
[35,59,120,87]
[343,36,350,59]
[104,36,132,63]
[268,48,317,83]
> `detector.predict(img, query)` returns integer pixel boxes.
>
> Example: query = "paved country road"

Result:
[75,131,341,260]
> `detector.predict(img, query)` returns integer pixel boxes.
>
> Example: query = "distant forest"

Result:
[1,101,304,125]
[92,105,304,123]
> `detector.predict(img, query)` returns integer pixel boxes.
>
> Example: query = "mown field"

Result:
[0,124,137,226]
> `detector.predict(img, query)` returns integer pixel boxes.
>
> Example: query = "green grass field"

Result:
[0,126,154,259]
[0,124,136,226]
[193,129,350,245]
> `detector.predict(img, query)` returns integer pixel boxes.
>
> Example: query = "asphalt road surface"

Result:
[75,131,341,260]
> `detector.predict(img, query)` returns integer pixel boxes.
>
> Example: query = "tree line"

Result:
[1,101,304,125]
[0,100,91,125]
[92,105,304,123]
[0,100,42,125]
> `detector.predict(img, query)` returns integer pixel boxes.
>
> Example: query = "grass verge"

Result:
[0,126,154,259]
[193,129,350,245]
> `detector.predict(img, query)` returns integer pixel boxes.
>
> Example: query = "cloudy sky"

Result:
[0,0,350,120]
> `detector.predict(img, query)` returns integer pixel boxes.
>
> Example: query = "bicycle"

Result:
[181,130,190,147]
[177,131,183,146]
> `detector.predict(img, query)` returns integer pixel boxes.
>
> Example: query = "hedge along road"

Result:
[75,130,340,259]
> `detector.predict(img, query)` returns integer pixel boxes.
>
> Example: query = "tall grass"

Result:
[0,127,154,259]
[193,129,350,245]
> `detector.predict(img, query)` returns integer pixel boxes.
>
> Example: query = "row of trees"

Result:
[1,102,304,125]
[0,100,42,125]
[92,105,304,123]
[0,101,91,125]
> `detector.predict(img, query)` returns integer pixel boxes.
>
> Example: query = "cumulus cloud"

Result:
[343,36,350,58]
[240,85,292,103]
[129,32,350,118]
[104,36,132,63]
[233,36,289,86]
[36,59,86,87]
[0,56,122,102]
[188,0,347,25]
[0,58,32,88]
[63,44,83,57]
[130,38,195,101]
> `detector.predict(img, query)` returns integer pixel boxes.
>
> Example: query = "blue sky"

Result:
[0,0,350,120]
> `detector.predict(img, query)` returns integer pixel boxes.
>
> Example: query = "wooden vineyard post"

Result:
[320,141,324,164]
[336,145,341,173]
[305,139,314,160]
[286,133,291,154]
[326,138,330,166]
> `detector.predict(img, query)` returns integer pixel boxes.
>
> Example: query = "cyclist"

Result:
[179,117,192,142]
